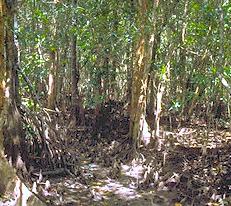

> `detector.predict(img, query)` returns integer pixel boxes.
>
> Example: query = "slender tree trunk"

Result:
[47,1,59,110]
[179,0,189,118]
[110,59,116,99]
[47,49,58,110]
[0,0,5,113]
[126,46,133,108]
[146,31,161,131]
[71,30,79,106]
[69,0,84,127]
[146,72,156,130]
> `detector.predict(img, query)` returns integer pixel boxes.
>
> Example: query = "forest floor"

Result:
[3,101,231,206]
[23,101,230,206]
[39,126,231,205]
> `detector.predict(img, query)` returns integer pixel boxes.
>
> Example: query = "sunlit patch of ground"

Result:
[33,157,174,205]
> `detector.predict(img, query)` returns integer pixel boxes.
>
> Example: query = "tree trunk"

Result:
[47,50,58,110]
[0,0,5,112]
[129,0,158,149]
[69,0,84,127]
[126,46,133,108]
[71,29,79,106]
[0,2,44,205]
[146,31,161,132]
[0,0,10,196]
[4,0,27,167]
[47,2,59,110]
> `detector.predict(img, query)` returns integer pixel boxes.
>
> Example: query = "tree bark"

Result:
[0,2,46,204]
[47,1,59,110]
[129,0,157,149]
[0,0,5,112]
[47,49,58,110]
[71,30,79,106]
[69,0,84,127]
